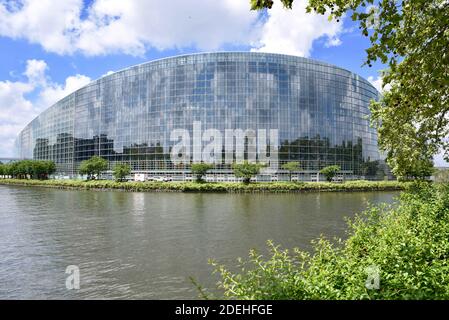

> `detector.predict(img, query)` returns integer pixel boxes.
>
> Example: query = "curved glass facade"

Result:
[17,52,380,178]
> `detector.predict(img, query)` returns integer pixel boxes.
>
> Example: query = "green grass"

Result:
[0,178,408,193]
[206,182,449,299]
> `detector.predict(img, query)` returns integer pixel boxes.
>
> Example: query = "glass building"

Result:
[16,52,380,180]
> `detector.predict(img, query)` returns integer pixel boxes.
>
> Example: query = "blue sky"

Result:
[1,0,442,164]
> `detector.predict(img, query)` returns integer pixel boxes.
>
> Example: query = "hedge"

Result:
[0,178,409,193]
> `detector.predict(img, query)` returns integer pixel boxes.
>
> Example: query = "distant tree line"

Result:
[0,160,56,180]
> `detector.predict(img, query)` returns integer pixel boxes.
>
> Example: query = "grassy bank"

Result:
[0,178,408,193]
[207,182,449,299]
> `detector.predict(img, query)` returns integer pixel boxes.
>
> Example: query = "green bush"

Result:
[320,165,341,182]
[281,162,301,181]
[191,163,213,182]
[0,179,408,193]
[79,156,108,180]
[113,163,131,182]
[208,182,449,299]
[232,162,265,184]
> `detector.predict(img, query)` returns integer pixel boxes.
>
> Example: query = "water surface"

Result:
[0,185,399,299]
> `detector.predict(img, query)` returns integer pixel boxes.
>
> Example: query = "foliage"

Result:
[112,163,131,182]
[232,161,266,184]
[0,160,55,179]
[392,153,434,181]
[79,156,108,180]
[0,178,408,193]
[281,162,301,181]
[433,169,449,183]
[250,0,449,179]
[320,165,340,182]
[250,0,293,9]
[191,163,214,182]
[209,182,449,299]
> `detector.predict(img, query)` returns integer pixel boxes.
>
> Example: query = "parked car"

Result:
[154,176,172,182]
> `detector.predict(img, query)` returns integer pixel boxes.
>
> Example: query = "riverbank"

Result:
[0,178,409,193]
[210,182,449,299]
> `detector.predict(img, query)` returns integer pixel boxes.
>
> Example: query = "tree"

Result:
[281,161,301,181]
[2,163,11,178]
[79,156,108,180]
[391,155,434,181]
[113,163,131,182]
[9,161,22,179]
[320,165,340,182]
[0,160,56,180]
[232,161,265,184]
[30,160,56,180]
[250,0,449,179]
[191,163,213,182]
[44,161,56,179]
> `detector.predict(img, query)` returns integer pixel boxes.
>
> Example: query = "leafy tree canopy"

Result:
[191,163,213,182]
[232,161,265,184]
[0,160,55,179]
[320,165,341,182]
[79,156,108,180]
[281,161,301,172]
[113,163,131,182]
[281,161,301,181]
[250,0,449,179]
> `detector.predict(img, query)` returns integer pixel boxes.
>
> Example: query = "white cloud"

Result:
[325,37,342,48]
[367,75,391,93]
[0,60,90,157]
[0,0,82,55]
[251,0,343,57]
[102,70,115,77]
[38,74,91,109]
[0,0,343,57]
[0,0,260,56]
[23,59,48,85]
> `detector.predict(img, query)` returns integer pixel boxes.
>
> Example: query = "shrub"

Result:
[281,162,301,181]
[208,182,449,299]
[320,165,341,182]
[113,163,131,182]
[79,156,108,180]
[232,161,265,184]
[191,163,213,182]
[0,179,408,193]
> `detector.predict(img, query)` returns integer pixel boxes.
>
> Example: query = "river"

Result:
[0,185,399,299]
